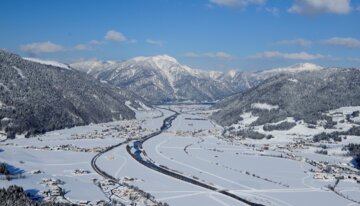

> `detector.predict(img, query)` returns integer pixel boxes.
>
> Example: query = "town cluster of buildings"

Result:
[24,144,104,153]
[73,169,91,175]
[41,178,66,200]
[174,128,220,137]
[70,120,146,141]
[240,141,360,184]
[96,179,162,206]
[308,160,360,183]
[40,178,107,205]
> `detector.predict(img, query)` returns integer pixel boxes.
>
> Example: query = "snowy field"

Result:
[140,106,359,206]
[0,104,359,205]
[0,113,156,204]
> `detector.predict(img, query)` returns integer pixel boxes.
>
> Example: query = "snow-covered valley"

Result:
[1,105,359,206]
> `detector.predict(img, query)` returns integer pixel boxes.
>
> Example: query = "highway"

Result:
[91,107,265,206]
[91,141,129,181]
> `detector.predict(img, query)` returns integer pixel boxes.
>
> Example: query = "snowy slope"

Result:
[213,67,360,126]
[0,50,143,138]
[23,57,72,70]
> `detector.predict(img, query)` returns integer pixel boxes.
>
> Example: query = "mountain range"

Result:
[72,55,239,103]
[3,50,355,138]
[71,55,324,104]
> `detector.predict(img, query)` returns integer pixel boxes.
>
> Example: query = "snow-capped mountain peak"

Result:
[122,54,202,83]
[225,69,238,78]
[287,63,323,71]
[130,54,177,64]
[127,55,179,69]
[70,59,118,74]
[263,63,323,74]
[151,54,178,64]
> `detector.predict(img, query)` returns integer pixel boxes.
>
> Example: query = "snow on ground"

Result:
[0,101,5,108]
[96,143,244,206]
[0,83,10,92]
[23,57,72,70]
[137,105,359,205]
[287,78,298,83]
[1,104,359,205]
[136,100,152,111]
[328,106,360,115]
[12,66,26,79]
[0,117,150,204]
[251,103,279,111]
[0,147,104,202]
[140,113,355,205]
[235,112,259,129]
[228,105,360,143]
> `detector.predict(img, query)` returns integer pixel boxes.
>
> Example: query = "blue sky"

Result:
[1,0,360,71]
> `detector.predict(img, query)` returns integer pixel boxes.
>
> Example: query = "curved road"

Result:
[91,107,264,206]
[91,141,129,181]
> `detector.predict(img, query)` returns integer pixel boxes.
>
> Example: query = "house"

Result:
[78,200,90,205]
[30,170,42,174]
[50,186,62,196]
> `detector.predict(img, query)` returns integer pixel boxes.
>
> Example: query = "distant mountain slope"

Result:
[71,55,247,103]
[212,68,360,126]
[0,50,142,138]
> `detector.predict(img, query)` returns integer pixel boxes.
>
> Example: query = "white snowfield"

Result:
[287,78,299,83]
[251,103,279,111]
[0,105,360,206]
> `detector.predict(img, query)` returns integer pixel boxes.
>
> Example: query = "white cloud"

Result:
[73,44,93,51]
[347,57,360,62]
[275,38,312,47]
[210,0,266,9]
[288,0,352,15]
[104,30,127,42]
[248,51,324,60]
[20,41,65,53]
[265,7,279,16]
[324,37,360,48]
[146,39,165,46]
[185,52,201,58]
[89,40,104,45]
[185,51,234,60]
[209,51,234,60]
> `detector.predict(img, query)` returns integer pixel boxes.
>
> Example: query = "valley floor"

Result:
[0,105,359,206]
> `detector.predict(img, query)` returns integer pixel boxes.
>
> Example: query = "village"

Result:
[239,140,360,184]
[94,178,169,206]
[68,120,146,141]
